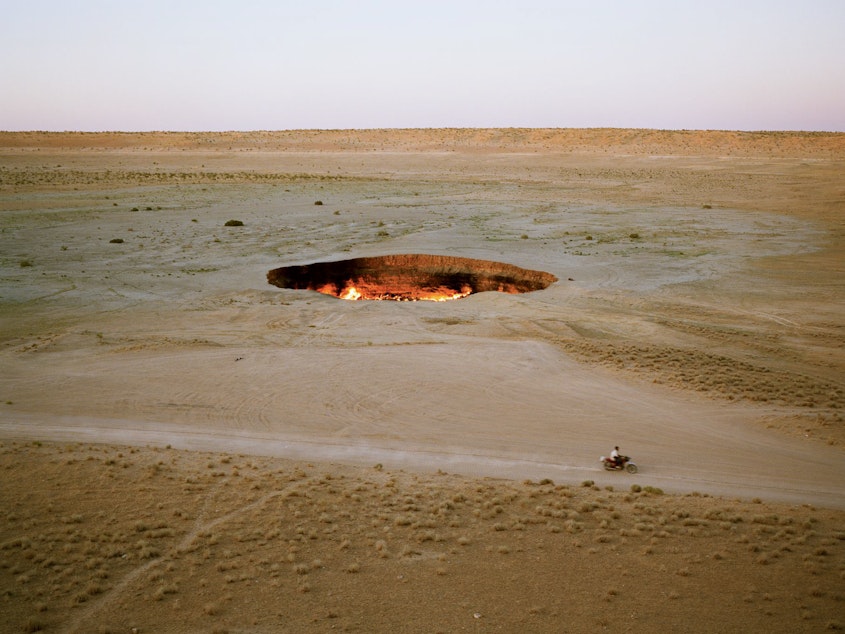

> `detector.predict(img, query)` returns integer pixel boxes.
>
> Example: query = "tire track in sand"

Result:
[61,479,297,634]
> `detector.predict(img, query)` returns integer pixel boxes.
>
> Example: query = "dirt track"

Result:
[1,130,844,508]
[1,130,844,633]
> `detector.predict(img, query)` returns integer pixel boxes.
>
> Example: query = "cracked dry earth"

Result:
[0,129,843,632]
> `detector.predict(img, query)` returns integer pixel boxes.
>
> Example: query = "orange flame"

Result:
[316,281,473,301]
[339,286,363,300]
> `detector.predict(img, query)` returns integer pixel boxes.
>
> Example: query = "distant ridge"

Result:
[1,129,843,158]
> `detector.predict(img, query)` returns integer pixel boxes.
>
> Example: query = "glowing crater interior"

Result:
[267,254,558,301]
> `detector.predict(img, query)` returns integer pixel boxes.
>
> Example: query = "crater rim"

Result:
[266,253,558,302]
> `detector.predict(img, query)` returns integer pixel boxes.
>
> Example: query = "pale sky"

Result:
[2,0,843,131]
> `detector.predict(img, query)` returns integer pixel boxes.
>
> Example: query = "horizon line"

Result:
[3,126,844,135]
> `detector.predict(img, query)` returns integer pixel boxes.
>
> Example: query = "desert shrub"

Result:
[22,618,45,633]
[752,514,779,525]
[109,238,124,244]
[581,480,594,487]
[314,200,323,206]
[224,219,244,227]
[138,544,160,559]
[19,259,33,267]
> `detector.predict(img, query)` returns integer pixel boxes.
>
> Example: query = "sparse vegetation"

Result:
[223,219,244,227]
[0,440,841,632]
[0,129,842,634]
[557,339,844,412]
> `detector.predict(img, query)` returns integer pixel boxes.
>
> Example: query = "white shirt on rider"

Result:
[610,448,620,460]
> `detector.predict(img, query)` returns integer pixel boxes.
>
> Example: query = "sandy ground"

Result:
[0,129,843,632]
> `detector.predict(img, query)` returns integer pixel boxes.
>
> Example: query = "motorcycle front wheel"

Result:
[625,463,638,474]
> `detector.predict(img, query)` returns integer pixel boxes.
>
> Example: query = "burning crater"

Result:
[267,254,557,301]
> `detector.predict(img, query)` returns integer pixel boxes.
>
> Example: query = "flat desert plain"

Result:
[0,129,843,632]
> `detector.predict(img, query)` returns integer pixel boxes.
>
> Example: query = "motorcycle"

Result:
[600,455,638,474]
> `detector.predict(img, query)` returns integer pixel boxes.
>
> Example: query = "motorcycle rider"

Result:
[610,446,622,467]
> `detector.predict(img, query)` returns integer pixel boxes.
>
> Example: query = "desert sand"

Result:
[0,129,843,632]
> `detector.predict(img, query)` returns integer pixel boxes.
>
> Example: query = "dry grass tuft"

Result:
[0,441,842,633]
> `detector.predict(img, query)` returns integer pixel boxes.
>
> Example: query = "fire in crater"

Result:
[267,254,557,301]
